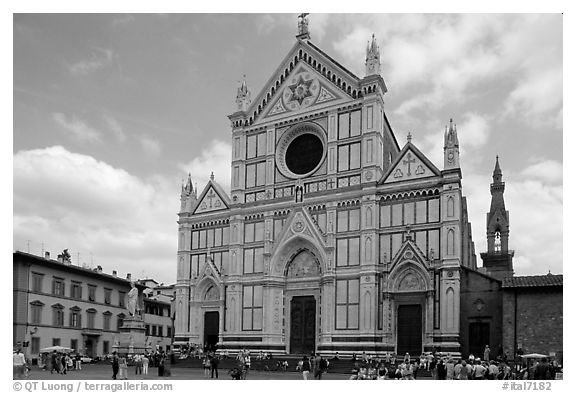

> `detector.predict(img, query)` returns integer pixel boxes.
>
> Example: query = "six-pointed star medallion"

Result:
[287,75,314,105]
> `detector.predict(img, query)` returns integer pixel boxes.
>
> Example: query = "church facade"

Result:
[173,18,478,357]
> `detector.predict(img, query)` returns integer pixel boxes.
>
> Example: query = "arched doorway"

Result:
[284,249,321,354]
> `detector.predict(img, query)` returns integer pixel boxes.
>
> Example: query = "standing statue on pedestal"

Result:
[126,282,139,317]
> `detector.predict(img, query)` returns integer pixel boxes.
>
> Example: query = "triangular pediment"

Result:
[389,237,429,273]
[196,255,222,284]
[381,142,440,184]
[193,180,230,215]
[271,207,327,256]
[259,62,353,121]
[245,40,362,125]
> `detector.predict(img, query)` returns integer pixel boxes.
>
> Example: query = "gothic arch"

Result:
[285,249,321,278]
[447,228,455,256]
[365,237,373,262]
[388,260,430,293]
[446,287,455,329]
[365,206,373,227]
[269,235,327,277]
[194,276,221,302]
[447,196,455,217]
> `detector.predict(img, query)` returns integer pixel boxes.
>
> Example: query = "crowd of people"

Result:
[344,348,561,380]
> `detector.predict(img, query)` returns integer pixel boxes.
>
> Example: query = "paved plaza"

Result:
[20,363,351,380]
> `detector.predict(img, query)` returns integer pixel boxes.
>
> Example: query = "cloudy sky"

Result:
[13,13,562,284]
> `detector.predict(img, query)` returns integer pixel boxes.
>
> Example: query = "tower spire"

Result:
[481,155,514,279]
[235,74,251,112]
[443,118,460,169]
[365,33,381,77]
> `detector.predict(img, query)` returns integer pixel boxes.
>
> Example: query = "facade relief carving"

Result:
[286,251,320,277]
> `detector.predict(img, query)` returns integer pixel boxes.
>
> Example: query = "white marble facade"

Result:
[174,31,472,356]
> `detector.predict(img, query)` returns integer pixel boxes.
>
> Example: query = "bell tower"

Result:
[480,156,514,280]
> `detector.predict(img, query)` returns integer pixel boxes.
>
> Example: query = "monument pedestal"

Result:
[113,316,149,355]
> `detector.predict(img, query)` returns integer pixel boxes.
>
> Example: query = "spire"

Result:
[296,13,310,40]
[445,118,459,147]
[185,173,193,194]
[210,172,215,181]
[365,34,381,77]
[443,118,460,169]
[493,155,502,183]
[235,75,251,112]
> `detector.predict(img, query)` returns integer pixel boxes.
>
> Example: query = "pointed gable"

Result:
[193,180,230,215]
[381,142,440,184]
[242,40,363,126]
[260,62,351,121]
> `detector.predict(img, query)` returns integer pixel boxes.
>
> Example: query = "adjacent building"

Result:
[13,251,174,361]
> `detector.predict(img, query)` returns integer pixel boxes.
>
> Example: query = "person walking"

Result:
[158,354,165,377]
[75,354,82,370]
[134,354,142,375]
[301,356,311,380]
[13,348,27,379]
[210,353,219,379]
[118,355,128,380]
[142,355,149,375]
[203,355,211,377]
[60,354,67,375]
[446,358,455,380]
[111,352,119,380]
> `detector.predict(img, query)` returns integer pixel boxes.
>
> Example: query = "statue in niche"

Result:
[287,251,320,277]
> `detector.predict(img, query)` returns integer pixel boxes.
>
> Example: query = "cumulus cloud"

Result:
[520,159,563,185]
[13,146,179,284]
[67,47,115,75]
[52,112,102,143]
[331,14,561,125]
[178,140,232,194]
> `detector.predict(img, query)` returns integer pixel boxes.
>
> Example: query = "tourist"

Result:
[401,360,415,380]
[488,361,499,380]
[210,353,219,379]
[60,353,67,375]
[164,354,172,377]
[118,355,128,380]
[377,362,389,380]
[484,345,491,361]
[473,360,487,380]
[142,354,149,375]
[134,354,142,375]
[458,360,470,380]
[301,355,311,380]
[158,354,165,377]
[534,358,553,380]
[111,352,119,380]
[203,355,211,377]
[13,348,26,379]
[430,356,438,379]
[404,352,410,363]
[445,358,455,380]
[437,358,447,380]
[244,352,251,379]
[75,353,82,370]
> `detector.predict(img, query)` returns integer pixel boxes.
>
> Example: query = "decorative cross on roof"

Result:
[403,152,416,176]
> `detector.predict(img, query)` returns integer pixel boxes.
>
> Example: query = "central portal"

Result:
[203,311,219,352]
[397,304,422,356]
[290,296,316,354]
